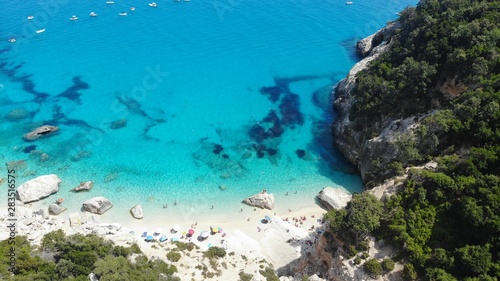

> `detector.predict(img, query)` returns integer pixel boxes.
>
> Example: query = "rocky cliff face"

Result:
[332,22,435,186]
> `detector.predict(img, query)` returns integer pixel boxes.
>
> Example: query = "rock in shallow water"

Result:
[73,181,93,192]
[23,125,59,141]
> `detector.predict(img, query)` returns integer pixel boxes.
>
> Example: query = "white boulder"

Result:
[130,205,144,219]
[16,174,61,203]
[243,190,275,210]
[317,187,352,210]
[82,197,113,215]
[48,204,67,215]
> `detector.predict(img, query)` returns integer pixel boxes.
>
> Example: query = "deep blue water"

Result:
[0,0,417,217]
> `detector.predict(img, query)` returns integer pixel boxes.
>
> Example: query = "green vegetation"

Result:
[0,231,179,281]
[173,241,197,252]
[204,246,227,259]
[166,251,181,262]
[381,258,395,273]
[328,0,500,279]
[239,271,254,281]
[364,258,383,278]
[325,193,383,247]
[259,266,279,281]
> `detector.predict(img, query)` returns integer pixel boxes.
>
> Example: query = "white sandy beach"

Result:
[0,188,331,280]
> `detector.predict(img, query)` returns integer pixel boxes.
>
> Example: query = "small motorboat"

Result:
[149,2,158,7]
[346,1,353,4]
[119,12,128,16]
[130,7,136,11]
[8,38,16,43]
[36,29,46,34]
[69,15,78,21]
[90,12,98,17]
[106,0,114,4]
[27,15,34,20]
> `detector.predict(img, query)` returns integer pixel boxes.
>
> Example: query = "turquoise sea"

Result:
[0,0,417,219]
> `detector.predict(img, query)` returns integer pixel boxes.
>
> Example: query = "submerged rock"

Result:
[317,187,352,210]
[243,190,275,210]
[6,108,29,121]
[73,181,93,192]
[110,119,127,129]
[16,174,61,203]
[23,125,59,141]
[82,197,113,215]
[130,205,144,219]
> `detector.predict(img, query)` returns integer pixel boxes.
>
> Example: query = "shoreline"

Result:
[1,187,332,271]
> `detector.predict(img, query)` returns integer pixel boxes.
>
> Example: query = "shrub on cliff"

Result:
[364,258,382,278]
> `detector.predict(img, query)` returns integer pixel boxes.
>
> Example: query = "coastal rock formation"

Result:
[16,174,61,203]
[130,204,144,219]
[48,203,67,215]
[73,181,93,192]
[356,21,400,58]
[23,125,59,141]
[317,187,352,210]
[243,190,275,210]
[333,22,420,186]
[82,197,113,215]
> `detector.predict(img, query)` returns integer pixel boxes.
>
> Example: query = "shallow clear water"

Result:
[0,0,417,218]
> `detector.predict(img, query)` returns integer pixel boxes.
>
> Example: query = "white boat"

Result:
[130,7,136,11]
[149,2,157,7]
[106,1,114,4]
[90,12,98,17]
[119,12,128,16]
[8,38,16,43]
[69,15,78,21]
[36,29,46,34]
[27,15,34,20]
[346,1,353,4]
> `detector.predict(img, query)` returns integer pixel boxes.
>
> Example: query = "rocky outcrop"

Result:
[16,174,61,203]
[73,181,93,192]
[48,203,67,215]
[23,125,59,141]
[82,197,113,215]
[332,21,433,186]
[243,190,275,210]
[130,205,144,219]
[356,21,400,58]
[317,187,352,210]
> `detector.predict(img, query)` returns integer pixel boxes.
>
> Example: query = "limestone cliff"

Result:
[332,22,439,187]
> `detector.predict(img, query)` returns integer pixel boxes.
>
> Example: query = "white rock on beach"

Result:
[130,204,144,219]
[317,187,352,210]
[48,204,67,215]
[243,190,275,210]
[82,197,113,215]
[16,174,61,203]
